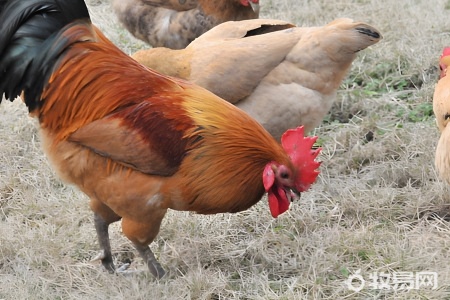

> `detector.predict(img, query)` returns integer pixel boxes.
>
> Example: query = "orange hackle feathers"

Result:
[41,24,187,144]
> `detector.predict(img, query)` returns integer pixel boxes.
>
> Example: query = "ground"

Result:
[1,0,450,299]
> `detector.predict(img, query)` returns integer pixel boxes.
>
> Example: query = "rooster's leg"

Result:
[121,209,167,279]
[93,212,116,272]
[90,198,121,272]
[133,243,166,279]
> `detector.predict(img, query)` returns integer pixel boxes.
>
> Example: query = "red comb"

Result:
[440,47,450,79]
[281,126,321,192]
[442,47,450,58]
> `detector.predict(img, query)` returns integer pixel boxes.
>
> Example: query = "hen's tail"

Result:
[0,0,89,111]
[326,18,382,56]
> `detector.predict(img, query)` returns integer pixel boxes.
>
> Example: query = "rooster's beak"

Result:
[288,189,301,202]
[249,2,260,14]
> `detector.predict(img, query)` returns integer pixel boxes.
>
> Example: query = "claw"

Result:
[150,261,166,279]
[91,250,106,262]
[116,263,131,273]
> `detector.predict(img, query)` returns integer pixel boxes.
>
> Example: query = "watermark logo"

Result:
[345,269,438,291]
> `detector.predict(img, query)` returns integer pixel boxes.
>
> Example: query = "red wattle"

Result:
[268,186,290,218]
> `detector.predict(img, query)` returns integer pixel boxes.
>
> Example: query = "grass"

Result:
[2,0,450,299]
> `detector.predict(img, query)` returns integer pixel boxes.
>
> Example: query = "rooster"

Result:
[0,0,320,278]
[112,0,260,49]
[434,47,450,183]
[132,18,382,140]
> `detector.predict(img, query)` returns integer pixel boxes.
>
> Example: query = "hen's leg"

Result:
[121,209,167,279]
[90,199,121,272]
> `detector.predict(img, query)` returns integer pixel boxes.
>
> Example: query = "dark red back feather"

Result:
[114,98,195,170]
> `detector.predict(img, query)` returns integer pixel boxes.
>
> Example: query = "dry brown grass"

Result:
[2,0,450,299]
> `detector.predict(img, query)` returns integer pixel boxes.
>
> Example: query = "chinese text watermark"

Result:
[345,269,438,292]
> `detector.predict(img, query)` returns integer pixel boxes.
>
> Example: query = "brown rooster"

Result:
[132,18,382,140]
[0,0,320,279]
[112,0,260,49]
[434,47,450,182]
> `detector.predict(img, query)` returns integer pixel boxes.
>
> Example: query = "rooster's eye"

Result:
[280,172,289,179]
[445,113,450,120]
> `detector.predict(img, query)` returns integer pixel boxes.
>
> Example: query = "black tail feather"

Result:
[0,0,89,111]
